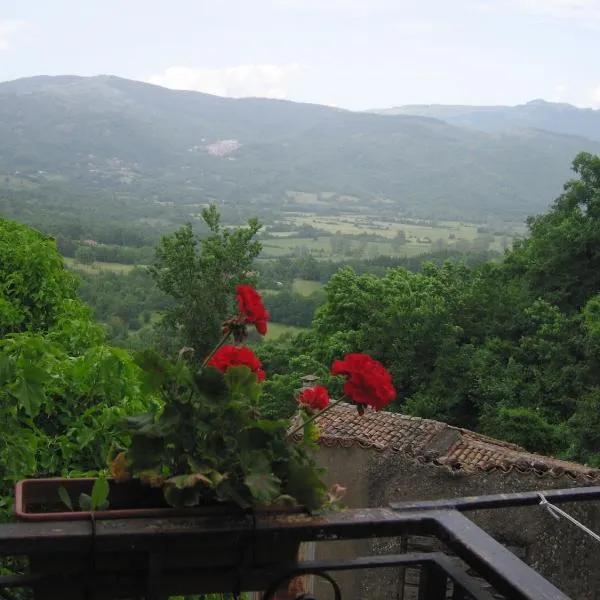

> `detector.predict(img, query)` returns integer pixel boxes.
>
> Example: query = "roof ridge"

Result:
[307,404,600,481]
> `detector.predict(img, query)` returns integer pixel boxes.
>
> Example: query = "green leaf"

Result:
[194,367,228,400]
[10,378,44,416]
[0,355,13,382]
[134,349,170,391]
[251,419,288,433]
[124,411,155,431]
[90,477,110,511]
[78,493,92,512]
[163,474,215,508]
[273,495,299,507]
[244,471,281,505]
[224,365,257,395]
[166,473,214,489]
[58,486,74,511]
[129,433,166,470]
[215,480,251,509]
[22,363,50,384]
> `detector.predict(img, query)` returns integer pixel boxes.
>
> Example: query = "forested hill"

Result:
[373,99,600,143]
[1,75,600,221]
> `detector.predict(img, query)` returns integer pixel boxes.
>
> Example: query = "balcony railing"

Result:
[0,485,598,599]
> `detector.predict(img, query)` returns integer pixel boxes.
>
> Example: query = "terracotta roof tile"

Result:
[300,403,600,482]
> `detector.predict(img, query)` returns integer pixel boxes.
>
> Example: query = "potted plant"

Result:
[15,284,396,594]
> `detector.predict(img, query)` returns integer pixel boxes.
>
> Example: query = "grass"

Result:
[64,257,135,274]
[293,279,324,296]
[265,322,307,340]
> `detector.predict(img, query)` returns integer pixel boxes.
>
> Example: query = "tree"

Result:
[75,245,96,265]
[0,218,81,336]
[150,206,262,361]
[0,218,151,497]
[506,152,600,312]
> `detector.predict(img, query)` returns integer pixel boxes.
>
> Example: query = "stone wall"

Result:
[313,445,600,600]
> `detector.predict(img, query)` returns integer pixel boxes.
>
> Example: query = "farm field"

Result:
[265,322,307,340]
[64,257,135,274]
[259,235,428,259]
[293,279,324,295]
[260,213,524,259]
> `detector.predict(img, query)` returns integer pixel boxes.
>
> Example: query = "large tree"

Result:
[506,152,600,311]
[150,205,262,361]
[0,218,149,487]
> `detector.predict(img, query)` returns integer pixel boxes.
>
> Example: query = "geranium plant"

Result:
[110,285,396,512]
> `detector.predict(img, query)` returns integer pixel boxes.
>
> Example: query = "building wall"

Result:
[314,445,600,600]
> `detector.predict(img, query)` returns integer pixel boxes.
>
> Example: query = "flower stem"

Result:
[286,396,345,439]
[200,331,232,370]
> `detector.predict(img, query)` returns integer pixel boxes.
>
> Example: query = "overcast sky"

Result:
[1,0,599,110]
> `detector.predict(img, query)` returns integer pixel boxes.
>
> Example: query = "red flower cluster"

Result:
[298,385,330,411]
[208,345,266,382]
[236,285,269,335]
[331,353,396,412]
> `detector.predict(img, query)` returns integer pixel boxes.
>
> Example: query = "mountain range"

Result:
[371,100,600,144]
[1,75,599,223]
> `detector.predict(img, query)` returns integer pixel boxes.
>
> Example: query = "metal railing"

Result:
[0,485,598,600]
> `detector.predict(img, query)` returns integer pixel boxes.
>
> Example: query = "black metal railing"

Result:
[0,485,598,600]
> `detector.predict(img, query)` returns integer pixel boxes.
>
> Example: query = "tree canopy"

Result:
[258,153,600,466]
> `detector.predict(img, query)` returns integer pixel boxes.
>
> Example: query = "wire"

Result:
[538,493,600,543]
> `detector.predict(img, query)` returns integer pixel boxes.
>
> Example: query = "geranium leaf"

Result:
[244,471,281,505]
[163,474,215,508]
[129,433,165,470]
[194,367,228,402]
[225,365,258,395]
[167,473,214,489]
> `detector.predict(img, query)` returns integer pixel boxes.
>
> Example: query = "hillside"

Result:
[372,100,600,143]
[1,76,600,222]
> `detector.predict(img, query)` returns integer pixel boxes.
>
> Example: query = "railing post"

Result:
[418,562,447,600]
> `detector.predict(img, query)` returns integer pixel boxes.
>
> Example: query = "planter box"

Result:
[15,477,252,521]
[15,477,304,599]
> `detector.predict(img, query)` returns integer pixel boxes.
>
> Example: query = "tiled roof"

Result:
[297,403,600,482]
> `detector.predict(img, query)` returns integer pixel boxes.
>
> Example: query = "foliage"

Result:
[150,206,262,361]
[59,477,110,512]
[115,281,366,512]
[0,219,153,508]
[0,218,81,336]
[117,352,331,511]
[257,155,600,465]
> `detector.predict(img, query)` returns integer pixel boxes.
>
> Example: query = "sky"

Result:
[1,0,600,110]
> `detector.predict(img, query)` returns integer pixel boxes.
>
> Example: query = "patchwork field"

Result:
[260,213,523,259]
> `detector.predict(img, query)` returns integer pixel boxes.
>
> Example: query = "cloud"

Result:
[551,84,567,102]
[0,19,35,52]
[147,64,300,99]
[507,0,600,26]
[589,84,600,108]
[269,0,395,13]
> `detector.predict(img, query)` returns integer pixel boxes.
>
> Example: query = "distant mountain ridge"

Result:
[1,75,599,222]
[370,100,600,143]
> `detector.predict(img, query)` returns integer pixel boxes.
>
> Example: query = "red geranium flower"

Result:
[331,353,396,412]
[208,345,266,382]
[236,285,269,335]
[298,385,330,411]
